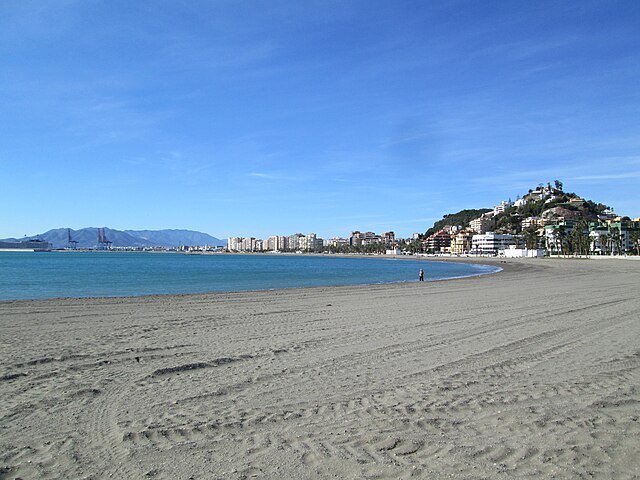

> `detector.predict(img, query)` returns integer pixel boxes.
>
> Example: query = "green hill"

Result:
[424,209,491,237]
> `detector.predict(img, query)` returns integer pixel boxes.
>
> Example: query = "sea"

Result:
[0,252,500,301]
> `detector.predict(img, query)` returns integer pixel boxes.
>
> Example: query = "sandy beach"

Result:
[1,258,639,479]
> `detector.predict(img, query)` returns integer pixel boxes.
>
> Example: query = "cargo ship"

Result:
[0,239,52,252]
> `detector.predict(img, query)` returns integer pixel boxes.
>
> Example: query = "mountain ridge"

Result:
[1,228,226,249]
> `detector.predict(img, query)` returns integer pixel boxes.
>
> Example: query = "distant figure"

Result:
[419,268,424,282]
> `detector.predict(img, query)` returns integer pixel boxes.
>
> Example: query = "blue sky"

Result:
[1,0,639,240]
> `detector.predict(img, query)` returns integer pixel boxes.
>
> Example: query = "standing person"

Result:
[419,268,424,282]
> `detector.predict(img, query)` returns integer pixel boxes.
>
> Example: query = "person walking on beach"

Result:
[419,268,424,282]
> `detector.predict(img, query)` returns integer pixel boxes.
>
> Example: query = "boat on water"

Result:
[0,239,52,252]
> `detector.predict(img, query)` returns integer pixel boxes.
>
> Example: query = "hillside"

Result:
[422,181,617,238]
[492,188,611,233]
[424,209,492,237]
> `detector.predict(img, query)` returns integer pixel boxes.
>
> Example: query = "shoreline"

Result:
[7,252,638,305]
[1,258,639,478]
[2,254,635,306]
[0,254,503,304]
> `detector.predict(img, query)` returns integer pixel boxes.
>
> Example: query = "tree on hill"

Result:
[490,187,610,237]
[517,198,547,218]
[494,206,521,233]
[582,200,610,217]
[424,208,491,237]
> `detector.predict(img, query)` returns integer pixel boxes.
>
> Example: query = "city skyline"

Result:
[2,1,639,240]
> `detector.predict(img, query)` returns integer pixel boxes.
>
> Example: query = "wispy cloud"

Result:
[247,171,308,182]
[572,172,640,181]
[248,172,276,179]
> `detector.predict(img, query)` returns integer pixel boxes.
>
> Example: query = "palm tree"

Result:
[599,233,610,256]
[555,226,567,256]
[524,228,539,250]
[609,227,622,255]
[630,231,640,256]
[571,219,589,256]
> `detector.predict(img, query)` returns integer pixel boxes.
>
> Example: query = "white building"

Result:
[288,233,304,251]
[513,197,527,208]
[501,246,544,258]
[328,237,349,248]
[241,237,256,252]
[470,213,495,234]
[493,200,514,215]
[265,236,287,251]
[472,232,516,254]
[299,233,322,251]
[228,237,243,252]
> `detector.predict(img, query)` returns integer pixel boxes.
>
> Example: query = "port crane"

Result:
[67,228,78,249]
[98,228,112,249]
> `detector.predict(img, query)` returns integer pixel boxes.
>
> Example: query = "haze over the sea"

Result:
[1,1,638,239]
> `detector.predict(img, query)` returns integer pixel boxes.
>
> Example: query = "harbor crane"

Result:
[98,228,112,249]
[67,228,78,249]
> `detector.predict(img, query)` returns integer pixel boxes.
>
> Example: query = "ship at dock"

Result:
[0,239,52,252]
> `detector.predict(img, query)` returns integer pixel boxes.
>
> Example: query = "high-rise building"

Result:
[288,233,304,251]
[241,237,256,252]
[228,237,243,251]
[383,231,395,244]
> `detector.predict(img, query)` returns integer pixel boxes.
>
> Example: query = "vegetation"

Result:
[318,180,638,257]
[631,231,640,255]
[566,219,591,255]
[424,209,491,237]
[582,200,610,217]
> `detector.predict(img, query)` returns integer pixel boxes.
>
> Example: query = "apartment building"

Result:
[227,237,243,252]
[469,213,495,234]
[382,231,396,244]
[424,229,451,252]
[450,230,474,254]
[521,216,544,229]
[589,219,640,253]
[288,233,304,251]
[266,236,288,251]
[328,237,349,248]
[471,232,516,254]
[241,237,257,252]
[350,231,380,246]
[543,220,577,254]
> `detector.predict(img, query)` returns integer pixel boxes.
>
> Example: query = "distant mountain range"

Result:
[1,228,226,249]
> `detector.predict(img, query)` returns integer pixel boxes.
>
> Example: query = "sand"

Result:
[1,258,639,479]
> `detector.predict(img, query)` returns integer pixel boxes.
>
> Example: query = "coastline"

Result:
[0,252,501,303]
[1,258,639,478]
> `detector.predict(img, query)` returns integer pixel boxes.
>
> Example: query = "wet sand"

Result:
[1,258,639,479]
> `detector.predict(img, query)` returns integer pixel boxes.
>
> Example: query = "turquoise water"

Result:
[0,252,500,301]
